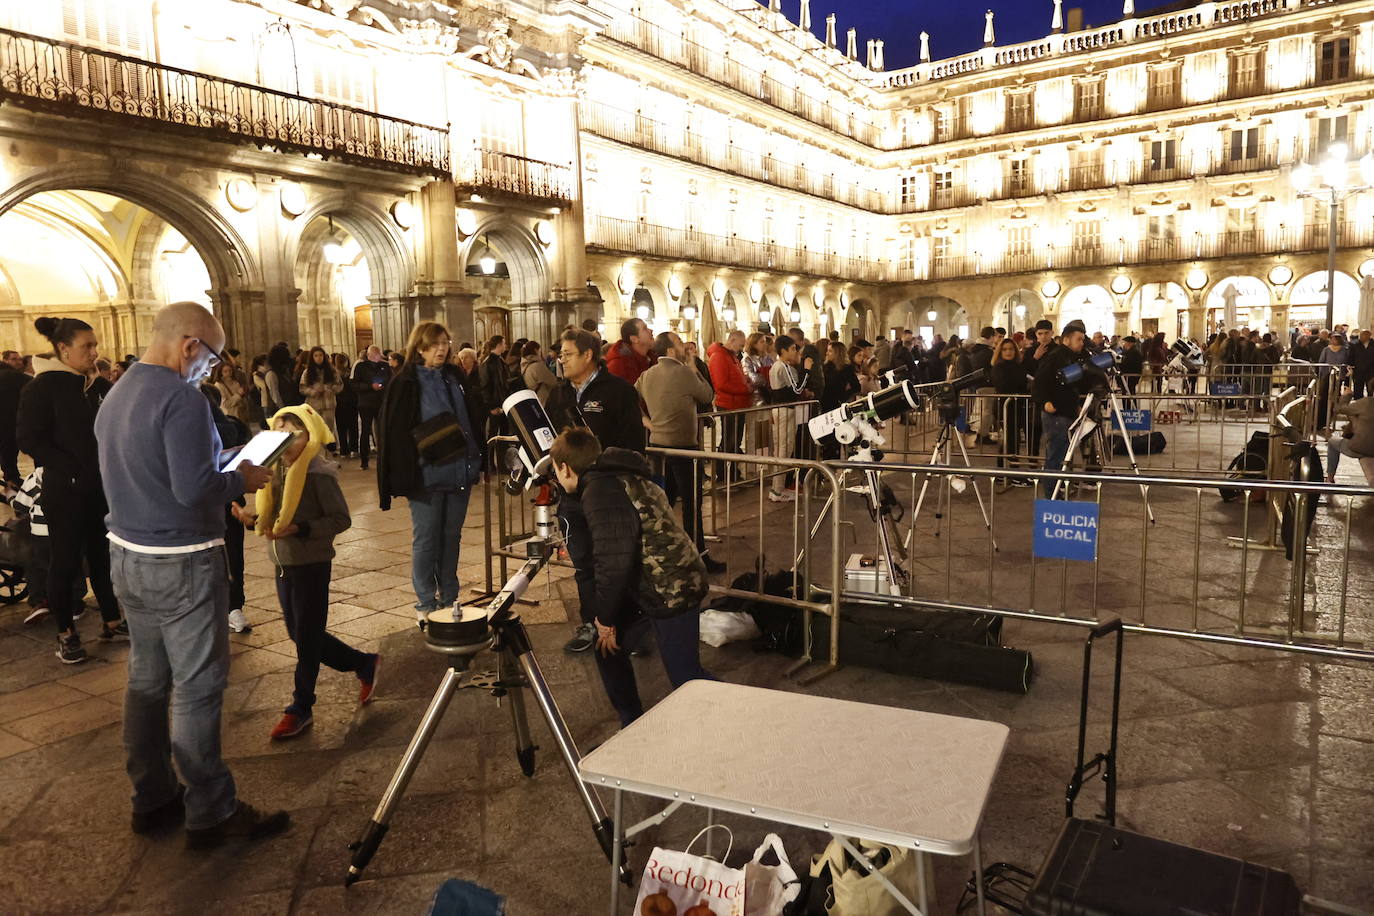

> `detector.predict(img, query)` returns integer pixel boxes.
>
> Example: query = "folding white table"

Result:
[578,680,1009,915]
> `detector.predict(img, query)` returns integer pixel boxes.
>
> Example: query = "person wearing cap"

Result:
[1031,320,1088,489]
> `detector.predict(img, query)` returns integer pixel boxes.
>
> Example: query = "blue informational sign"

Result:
[1113,409,1152,432]
[1211,382,1243,396]
[1033,499,1100,562]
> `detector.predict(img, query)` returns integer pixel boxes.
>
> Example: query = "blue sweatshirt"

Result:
[95,361,245,547]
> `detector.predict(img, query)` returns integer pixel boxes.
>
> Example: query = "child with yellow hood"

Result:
[233,403,379,739]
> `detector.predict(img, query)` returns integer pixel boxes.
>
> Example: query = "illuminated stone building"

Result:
[0,0,1370,357]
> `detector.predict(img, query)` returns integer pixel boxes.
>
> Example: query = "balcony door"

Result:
[58,0,150,105]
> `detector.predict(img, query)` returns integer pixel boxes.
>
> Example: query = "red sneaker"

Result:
[269,712,312,740]
[358,653,380,706]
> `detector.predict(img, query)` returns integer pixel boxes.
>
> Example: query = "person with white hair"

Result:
[95,301,290,849]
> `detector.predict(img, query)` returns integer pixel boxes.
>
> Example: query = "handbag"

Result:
[412,410,467,466]
[805,836,934,916]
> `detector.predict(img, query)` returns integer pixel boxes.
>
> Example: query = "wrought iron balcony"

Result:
[0,27,450,177]
[456,149,574,206]
[586,215,886,282]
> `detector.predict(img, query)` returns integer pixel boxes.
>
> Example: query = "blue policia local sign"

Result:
[1112,409,1151,432]
[1210,382,1243,397]
[1033,499,1099,562]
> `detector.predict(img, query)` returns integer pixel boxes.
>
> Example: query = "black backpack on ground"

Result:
[1111,431,1167,457]
[1219,431,1270,502]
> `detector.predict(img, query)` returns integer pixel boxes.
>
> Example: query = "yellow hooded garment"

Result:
[255,403,335,537]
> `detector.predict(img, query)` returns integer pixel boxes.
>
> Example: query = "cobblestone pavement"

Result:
[0,452,1372,914]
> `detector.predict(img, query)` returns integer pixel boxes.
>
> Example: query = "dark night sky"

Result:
[777,0,1163,70]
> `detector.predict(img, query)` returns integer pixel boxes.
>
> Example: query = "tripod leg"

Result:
[346,665,463,886]
[909,432,947,535]
[500,648,537,777]
[1106,393,1155,524]
[501,618,630,881]
[953,429,996,549]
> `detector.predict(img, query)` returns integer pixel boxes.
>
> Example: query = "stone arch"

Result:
[286,194,413,309]
[1203,275,1270,333]
[461,217,549,307]
[1127,281,1189,338]
[990,288,1045,336]
[1291,270,1360,330]
[0,162,262,312]
[1060,284,1117,336]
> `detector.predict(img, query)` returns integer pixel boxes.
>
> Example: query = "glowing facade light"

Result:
[1110,274,1132,295]
[667,274,683,299]
[1185,267,1208,290]
[749,281,762,303]
[926,309,938,321]
[1041,279,1061,298]
[636,304,650,320]
[722,306,736,322]
[711,277,726,302]
[323,241,349,265]
[789,305,802,322]
[225,178,258,212]
[279,183,307,218]
[1268,265,1293,286]
[390,199,415,230]
[479,235,497,275]
[1014,302,1027,318]
[535,219,555,246]
[456,209,479,237]
[682,304,697,320]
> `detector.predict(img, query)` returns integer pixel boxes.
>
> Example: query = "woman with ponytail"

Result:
[16,317,128,664]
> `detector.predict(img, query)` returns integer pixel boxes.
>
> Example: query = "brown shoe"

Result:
[185,801,290,850]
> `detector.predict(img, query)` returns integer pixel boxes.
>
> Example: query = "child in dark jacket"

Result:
[233,404,378,740]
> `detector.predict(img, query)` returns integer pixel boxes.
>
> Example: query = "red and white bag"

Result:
[635,826,745,916]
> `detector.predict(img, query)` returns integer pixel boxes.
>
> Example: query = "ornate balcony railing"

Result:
[598,15,880,146]
[456,148,573,205]
[579,101,890,212]
[0,27,449,177]
[585,215,887,282]
[906,222,1373,283]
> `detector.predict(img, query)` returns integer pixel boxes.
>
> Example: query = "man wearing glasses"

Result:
[544,329,646,654]
[95,302,290,849]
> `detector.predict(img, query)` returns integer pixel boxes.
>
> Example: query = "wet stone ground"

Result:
[0,451,1372,914]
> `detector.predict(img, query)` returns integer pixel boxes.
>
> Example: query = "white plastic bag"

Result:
[699,610,762,648]
[636,825,745,916]
[744,833,800,916]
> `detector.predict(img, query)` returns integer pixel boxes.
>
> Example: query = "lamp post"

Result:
[1292,143,1374,332]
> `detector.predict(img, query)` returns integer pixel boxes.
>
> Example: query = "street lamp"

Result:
[1291,143,1374,331]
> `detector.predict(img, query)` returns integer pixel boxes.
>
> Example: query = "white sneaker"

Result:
[227,608,252,633]
[768,489,796,503]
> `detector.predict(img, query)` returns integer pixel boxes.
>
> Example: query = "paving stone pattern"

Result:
[0,452,1371,914]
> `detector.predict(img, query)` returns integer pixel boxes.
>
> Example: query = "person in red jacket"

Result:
[707,330,751,477]
[605,318,655,385]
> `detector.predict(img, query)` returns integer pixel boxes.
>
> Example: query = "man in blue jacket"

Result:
[96,302,289,849]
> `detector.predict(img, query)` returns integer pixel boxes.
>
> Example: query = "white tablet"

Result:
[219,430,296,472]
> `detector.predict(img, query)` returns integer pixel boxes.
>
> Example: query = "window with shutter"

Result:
[1008,159,1030,197]
[60,0,148,102]
[1229,127,1259,162]
[899,174,918,207]
[1317,115,1349,153]
[1318,37,1352,83]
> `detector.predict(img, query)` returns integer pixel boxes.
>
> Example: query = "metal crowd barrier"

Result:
[478,396,1373,676]
[832,459,1374,663]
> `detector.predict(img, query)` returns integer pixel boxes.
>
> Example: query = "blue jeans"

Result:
[408,489,471,612]
[110,543,237,831]
[1041,410,1072,496]
[593,610,717,727]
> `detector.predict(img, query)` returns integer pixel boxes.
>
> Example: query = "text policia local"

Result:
[1038,510,1098,542]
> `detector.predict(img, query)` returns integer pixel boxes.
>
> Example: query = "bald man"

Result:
[95,302,289,849]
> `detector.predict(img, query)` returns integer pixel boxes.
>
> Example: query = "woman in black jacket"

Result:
[376,322,485,625]
[990,339,1030,486]
[16,317,127,664]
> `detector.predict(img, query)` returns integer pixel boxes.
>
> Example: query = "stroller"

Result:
[0,487,33,605]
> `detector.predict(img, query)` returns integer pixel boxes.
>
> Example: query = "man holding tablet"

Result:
[96,302,290,849]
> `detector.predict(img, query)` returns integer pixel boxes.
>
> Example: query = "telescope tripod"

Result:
[345,539,628,887]
[908,418,998,550]
[1053,386,1155,524]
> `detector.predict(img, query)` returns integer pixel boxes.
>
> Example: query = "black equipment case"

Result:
[1027,818,1301,915]
[805,601,1034,694]
[1023,620,1301,916]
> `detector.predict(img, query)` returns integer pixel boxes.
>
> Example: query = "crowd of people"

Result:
[1,303,1371,851]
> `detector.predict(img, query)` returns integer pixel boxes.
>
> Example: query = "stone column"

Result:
[250,174,301,349]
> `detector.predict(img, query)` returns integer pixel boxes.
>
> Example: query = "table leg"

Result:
[973,835,986,916]
[704,808,715,858]
[610,789,624,916]
[915,851,928,914]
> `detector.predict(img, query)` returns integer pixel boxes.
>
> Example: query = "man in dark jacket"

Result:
[351,347,389,471]
[1350,329,1374,400]
[1032,320,1087,484]
[1119,336,1145,408]
[1020,320,1057,457]
[548,329,646,654]
[969,327,997,374]
[0,351,29,485]
[550,428,714,725]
